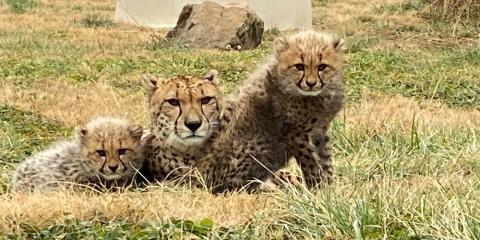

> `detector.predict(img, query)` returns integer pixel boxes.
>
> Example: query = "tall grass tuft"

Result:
[421,0,480,33]
[77,14,115,28]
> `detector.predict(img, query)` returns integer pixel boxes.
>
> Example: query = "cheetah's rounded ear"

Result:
[75,127,88,142]
[333,37,345,52]
[273,36,289,55]
[204,69,219,85]
[141,74,158,94]
[129,124,144,141]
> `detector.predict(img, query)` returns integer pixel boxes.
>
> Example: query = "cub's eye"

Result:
[166,99,180,106]
[96,150,106,157]
[201,96,213,105]
[318,64,329,71]
[294,64,305,71]
[118,149,127,156]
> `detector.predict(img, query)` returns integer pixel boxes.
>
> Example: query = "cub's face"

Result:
[76,117,144,180]
[273,31,345,96]
[142,70,222,148]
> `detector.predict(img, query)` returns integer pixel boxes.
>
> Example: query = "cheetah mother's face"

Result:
[142,70,222,148]
[273,31,345,96]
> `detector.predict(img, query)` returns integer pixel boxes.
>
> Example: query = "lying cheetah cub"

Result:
[12,117,144,191]
[140,70,223,183]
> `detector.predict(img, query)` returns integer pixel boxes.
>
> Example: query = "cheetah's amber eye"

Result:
[201,96,213,105]
[294,64,305,71]
[118,149,127,156]
[318,64,329,71]
[166,99,180,106]
[96,150,106,157]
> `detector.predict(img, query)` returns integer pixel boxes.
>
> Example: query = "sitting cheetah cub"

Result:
[12,117,145,191]
[266,31,346,188]
[204,31,345,191]
[140,70,223,183]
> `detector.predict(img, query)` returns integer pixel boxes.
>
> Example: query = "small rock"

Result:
[166,1,264,50]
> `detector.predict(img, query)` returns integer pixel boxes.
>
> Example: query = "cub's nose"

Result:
[185,120,202,132]
[306,79,316,88]
[108,164,119,173]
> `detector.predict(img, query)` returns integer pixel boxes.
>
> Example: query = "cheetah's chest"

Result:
[283,97,331,131]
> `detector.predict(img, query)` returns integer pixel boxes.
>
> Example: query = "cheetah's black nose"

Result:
[185,120,202,132]
[306,80,316,88]
[108,165,119,172]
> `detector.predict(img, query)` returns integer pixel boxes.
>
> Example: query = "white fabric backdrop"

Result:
[114,0,312,30]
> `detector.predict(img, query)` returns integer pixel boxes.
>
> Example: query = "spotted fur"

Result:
[197,31,345,192]
[11,117,145,191]
[266,31,345,188]
[193,67,287,193]
[140,71,223,182]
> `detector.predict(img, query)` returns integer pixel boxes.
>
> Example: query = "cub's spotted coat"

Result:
[12,117,145,191]
[262,31,345,188]
[197,31,345,191]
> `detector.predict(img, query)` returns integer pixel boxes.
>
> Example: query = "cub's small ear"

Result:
[75,127,88,142]
[204,69,220,85]
[273,36,289,55]
[141,74,158,94]
[332,37,345,51]
[129,124,144,141]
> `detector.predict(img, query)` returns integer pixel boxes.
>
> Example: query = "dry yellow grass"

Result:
[0,188,270,233]
[0,166,476,234]
[1,0,479,238]
[0,0,114,31]
[0,79,148,127]
[313,0,477,50]
[2,78,478,133]
[346,91,480,133]
[313,0,421,34]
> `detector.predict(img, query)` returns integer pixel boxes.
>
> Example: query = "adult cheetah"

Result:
[140,70,223,184]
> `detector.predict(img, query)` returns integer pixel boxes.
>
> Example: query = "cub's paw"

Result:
[259,168,304,192]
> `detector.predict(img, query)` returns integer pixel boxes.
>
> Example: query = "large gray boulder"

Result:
[166,1,264,50]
